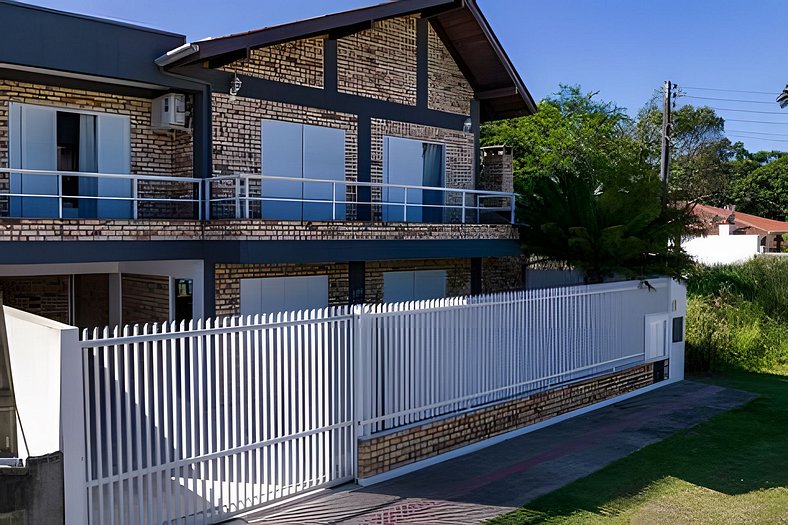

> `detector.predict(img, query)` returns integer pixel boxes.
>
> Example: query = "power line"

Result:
[725,119,788,125]
[681,85,779,96]
[728,134,788,143]
[703,106,788,116]
[726,129,788,137]
[683,95,777,105]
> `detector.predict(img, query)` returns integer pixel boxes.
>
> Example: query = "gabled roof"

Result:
[162,0,536,121]
[694,204,788,235]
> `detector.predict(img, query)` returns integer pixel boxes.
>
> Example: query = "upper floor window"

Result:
[382,136,445,223]
[8,103,131,219]
[261,120,346,221]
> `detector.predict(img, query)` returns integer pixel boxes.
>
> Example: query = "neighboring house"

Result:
[0,0,535,328]
[684,204,788,265]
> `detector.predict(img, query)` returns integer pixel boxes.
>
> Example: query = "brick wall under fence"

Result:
[357,361,664,479]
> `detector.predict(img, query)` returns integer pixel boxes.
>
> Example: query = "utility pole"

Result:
[659,80,674,212]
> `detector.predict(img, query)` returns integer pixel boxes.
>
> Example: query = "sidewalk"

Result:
[245,381,756,525]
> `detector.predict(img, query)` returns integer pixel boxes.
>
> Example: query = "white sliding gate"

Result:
[80,309,355,525]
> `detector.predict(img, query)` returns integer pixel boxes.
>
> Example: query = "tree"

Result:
[636,102,732,205]
[731,155,788,220]
[483,86,693,283]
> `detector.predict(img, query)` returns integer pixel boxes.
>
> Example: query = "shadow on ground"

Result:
[490,371,788,524]
[248,379,759,525]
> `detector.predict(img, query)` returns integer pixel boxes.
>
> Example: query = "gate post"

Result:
[352,305,370,457]
[60,327,88,525]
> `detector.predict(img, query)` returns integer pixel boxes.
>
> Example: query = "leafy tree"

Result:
[636,102,732,205]
[483,86,693,283]
[731,155,788,220]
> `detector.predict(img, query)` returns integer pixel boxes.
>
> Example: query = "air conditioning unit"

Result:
[151,93,187,130]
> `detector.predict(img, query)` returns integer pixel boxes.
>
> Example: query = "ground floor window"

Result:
[383,270,447,303]
[240,275,329,316]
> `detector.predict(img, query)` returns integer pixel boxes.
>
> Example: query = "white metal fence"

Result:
[61,278,678,524]
[355,280,672,435]
[80,309,355,525]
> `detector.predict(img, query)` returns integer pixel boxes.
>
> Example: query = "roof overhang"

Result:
[162,0,536,121]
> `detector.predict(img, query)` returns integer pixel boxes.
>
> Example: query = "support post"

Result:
[660,80,673,211]
[60,325,87,525]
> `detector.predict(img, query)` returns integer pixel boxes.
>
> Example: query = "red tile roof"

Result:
[694,204,788,234]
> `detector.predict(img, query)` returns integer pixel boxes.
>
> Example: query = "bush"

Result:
[686,257,788,373]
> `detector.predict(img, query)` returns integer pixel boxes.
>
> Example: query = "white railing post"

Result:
[244,175,250,219]
[132,176,139,220]
[197,179,204,220]
[235,176,241,219]
[510,195,516,224]
[461,190,466,224]
[57,173,63,219]
[403,189,408,222]
[60,326,88,525]
[332,181,337,221]
[204,179,212,221]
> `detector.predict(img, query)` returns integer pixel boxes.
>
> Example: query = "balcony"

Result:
[0,169,516,225]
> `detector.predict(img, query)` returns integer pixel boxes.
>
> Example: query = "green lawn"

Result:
[488,368,788,525]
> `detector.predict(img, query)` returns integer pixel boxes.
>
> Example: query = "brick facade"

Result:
[0,276,69,324]
[482,256,524,294]
[427,25,474,115]
[480,146,514,194]
[337,16,418,105]
[0,79,193,178]
[214,262,350,316]
[364,259,471,303]
[211,92,357,177]
[121,273,169,325]
[371,118,475,191]
[357,361,664,479]
[221,38,325,88]
[214,258,475,316]
[0,79,194,218]
[0,218,517,242]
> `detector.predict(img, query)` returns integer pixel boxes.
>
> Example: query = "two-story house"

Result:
[0,0,535,329]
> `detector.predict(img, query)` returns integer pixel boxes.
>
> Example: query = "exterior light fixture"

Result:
[230,73,242,98]
[463,118,473,133]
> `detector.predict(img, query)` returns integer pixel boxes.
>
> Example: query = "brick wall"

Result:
[214,258,475,315]
[371,118,475,191]
[0,80,194,218]
[215,262,350,316]
[427,25,474,115]
[211,92,357,177]
[0,276,69,323]
[480,146,514,194]
[337,16,418,105]
[358,361,664,479]
[121,273,169,325]
[221,38,325,88]
[482,256,524,294]
[0,80,193,178]
[364,258,471,303]
[0,218,518,242]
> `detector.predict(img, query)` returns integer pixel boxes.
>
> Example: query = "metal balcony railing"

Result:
[208,174,516,225]
[0,168,204,220]
[0,169,517,224]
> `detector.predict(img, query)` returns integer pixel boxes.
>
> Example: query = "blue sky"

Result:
[26,0,788,153]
